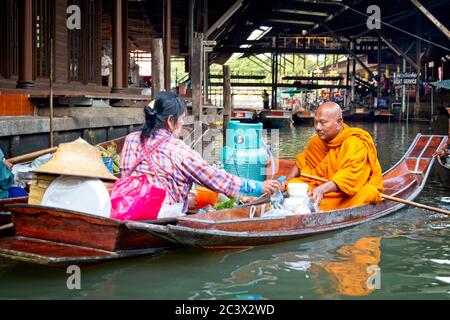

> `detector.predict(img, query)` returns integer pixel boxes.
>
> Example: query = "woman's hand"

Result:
[432,148,446,158]
[2,159,13,171]
[262,180,280,195]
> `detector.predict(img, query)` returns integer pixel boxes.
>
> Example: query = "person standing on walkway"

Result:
[101,47,113,87]
[262,90,270,109]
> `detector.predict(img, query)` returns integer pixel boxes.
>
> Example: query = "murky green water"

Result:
[0,118,449,300]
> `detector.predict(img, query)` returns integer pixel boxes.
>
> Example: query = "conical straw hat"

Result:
[32,138,118,181]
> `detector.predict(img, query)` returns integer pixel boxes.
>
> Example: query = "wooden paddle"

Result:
[7,147,58,165]
[0,223,13,232]
[299,172,450,216]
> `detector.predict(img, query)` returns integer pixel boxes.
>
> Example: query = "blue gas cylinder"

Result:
[221,121,268,183]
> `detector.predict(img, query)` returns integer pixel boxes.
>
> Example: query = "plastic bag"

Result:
[110,175,166,221]
[158,203,185,219]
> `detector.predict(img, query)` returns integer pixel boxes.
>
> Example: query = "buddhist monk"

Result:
[283,102,384,211]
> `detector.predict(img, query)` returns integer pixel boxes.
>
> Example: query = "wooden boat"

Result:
[348,107,373,121]
[342,108,352,120]
[127,134,447,250]
[0,204,176,267]
[231,108,257,123]
[373,108,394,121]
[292,111,315,125]
[256,109,293,128]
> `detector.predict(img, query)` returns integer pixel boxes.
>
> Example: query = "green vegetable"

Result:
[214,198,237,210]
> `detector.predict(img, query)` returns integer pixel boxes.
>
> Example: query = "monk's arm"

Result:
[286,165,300,181]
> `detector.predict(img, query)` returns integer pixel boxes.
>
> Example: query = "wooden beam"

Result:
[192,35,203,121]
[322,22,375,80]
[377,31,420,71]
[356,0,447,38]
[415,13,422,117]
[410,0,450,40]
[205,0,244,40]
[122,0,129,88]
[112,0,124,93]
[308,0,363,34]
[17,0,34,88]
[214,46,370,54]
[151,38,164,99]
[222,65,232,146]
[163,0,172,91]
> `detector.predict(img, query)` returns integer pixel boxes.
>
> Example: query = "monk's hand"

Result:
[263,180,280,195]
[308,186,325,207]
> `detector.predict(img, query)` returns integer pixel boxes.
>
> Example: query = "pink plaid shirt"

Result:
[120,129,244,211]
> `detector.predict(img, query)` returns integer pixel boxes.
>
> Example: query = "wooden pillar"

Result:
[222,65,232,146]
[122,0,129,88]
[415,13,422,117]
[111,0,124,93]
[16,0,34,88]
[189,0,195,81]
[346,56,350,87]
[163,0,172,91]
[377,36,382,102]
[351,58,356,101]
[203,0,209,103]
[192,35,203,121]
[151,38,164,99]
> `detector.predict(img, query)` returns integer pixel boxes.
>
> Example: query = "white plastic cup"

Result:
[288,183,309,197]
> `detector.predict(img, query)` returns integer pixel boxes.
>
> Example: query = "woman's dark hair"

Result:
[141,91,186,142]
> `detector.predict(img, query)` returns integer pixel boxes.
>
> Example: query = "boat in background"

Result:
[292,110,315,125]
[373,108,394,121]
[231,108,257,123]
[257,109,293,128]
[349,107,372,121]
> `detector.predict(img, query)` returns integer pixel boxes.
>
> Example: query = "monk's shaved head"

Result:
[316,102,343,120]
[314,101,344,142]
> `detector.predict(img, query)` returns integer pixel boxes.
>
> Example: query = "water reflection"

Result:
[190,235,382,300]
[309,237,381,298]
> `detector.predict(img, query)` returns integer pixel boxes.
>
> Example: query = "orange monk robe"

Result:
[290,124,384,211]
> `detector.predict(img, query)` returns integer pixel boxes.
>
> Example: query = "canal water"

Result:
[0,118,448,300]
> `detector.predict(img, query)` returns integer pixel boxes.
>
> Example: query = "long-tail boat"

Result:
[0,133,196,266]
[126,134,447,250]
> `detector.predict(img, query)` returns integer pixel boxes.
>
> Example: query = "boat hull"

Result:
[292,112,314,125]
[257,110,293,128]
[0,205,175,267]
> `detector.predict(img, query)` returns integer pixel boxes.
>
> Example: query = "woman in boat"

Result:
[0,148,14,199]
[120,92,280,216]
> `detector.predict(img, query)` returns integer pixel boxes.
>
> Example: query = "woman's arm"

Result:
[182,148,279,198]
